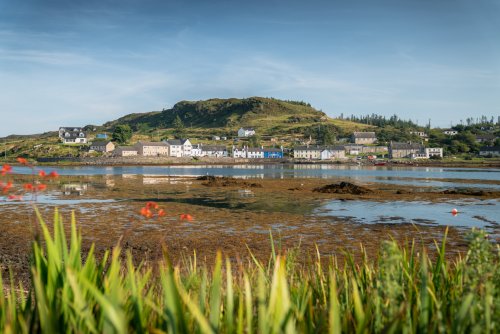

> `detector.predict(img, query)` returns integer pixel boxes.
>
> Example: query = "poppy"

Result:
[146,201,159,209]
[7,195,23,201]
[48,171,59,178]
[158,209,166,217]
[140,207,153,218]
[23,183,33,191]
[2,181,13,193]
[36,184,47,191]
[1,164,12,176]
[38,170,46,177]
[17,157,28,165]
[180,214,193,221]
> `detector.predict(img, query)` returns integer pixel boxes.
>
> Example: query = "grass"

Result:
[1,210,499,333]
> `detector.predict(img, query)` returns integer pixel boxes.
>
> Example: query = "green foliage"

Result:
[1,213,500,333]
[112,124,132,144]
[172,115,186,139]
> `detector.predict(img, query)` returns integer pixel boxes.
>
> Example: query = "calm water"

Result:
[315,199,499,229]
[12,164,500,189]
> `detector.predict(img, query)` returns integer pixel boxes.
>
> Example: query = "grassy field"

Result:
[1,210,499,333]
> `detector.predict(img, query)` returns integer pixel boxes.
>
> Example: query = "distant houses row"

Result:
[58,127,500,159]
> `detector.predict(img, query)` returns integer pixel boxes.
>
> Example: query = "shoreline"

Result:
[20,156,500,168]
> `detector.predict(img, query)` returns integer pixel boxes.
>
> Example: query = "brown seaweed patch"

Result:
[197,176,263,188]
[313,182,373,195]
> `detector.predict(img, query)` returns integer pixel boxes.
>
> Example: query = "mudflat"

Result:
[1,174,498,284]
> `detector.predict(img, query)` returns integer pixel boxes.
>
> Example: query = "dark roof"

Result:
[294,145,344,151]
[201,145,227,151]
[390,142,424,150]
[353,132,376,138]
[165,139,190,145]
[480,146,500,152]
[115,146,137,152]
[476,134,496,140]
[136,141,168,147]
[90,141,112,146]
[263,148,282,152]
[60,127,83,131]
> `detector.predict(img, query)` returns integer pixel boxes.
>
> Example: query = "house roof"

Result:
[353,132,376,138]
[480,146,500,152]
[201,145,227,151]
[60,127,83,131]
[136,141,168,147]
[90,141,112,146]
[239,127,255,131]
[263,148,282,152]
[165,139,190,145]
[115,146,137,152]
[294,145,345,151]
[476,134,496,140]
[390,142,424,150]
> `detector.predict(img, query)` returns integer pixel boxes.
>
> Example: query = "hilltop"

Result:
[103,97,371,138]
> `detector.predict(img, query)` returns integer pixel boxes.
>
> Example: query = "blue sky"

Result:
[0,0,499,136]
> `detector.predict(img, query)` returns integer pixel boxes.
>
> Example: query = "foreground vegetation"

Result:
[1,211,499,333]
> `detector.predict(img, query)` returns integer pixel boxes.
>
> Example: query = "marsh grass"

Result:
[1,210,499,333]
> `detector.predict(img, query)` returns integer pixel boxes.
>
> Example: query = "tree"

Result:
[172,115,186,139]
[112,125,132,144]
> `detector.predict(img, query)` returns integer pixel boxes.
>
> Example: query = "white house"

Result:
[425,147,443,158]
[237,127,256,137]
[191,144,203,157]
[443,129,458,136]
[232,146,247,158]
[319,146,346,160]
[164,139,192,157]
[201,145,228,157]
[59,126,87,144]
[247,147,264,159]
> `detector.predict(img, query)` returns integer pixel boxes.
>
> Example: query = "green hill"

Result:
[103,97,371,138]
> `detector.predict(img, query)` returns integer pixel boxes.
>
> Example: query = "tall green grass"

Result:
[1,210,499,333]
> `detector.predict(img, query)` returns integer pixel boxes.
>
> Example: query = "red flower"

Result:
[23,183,34,191]
[2,181,13,193]
[7,194,23,201]
[140,207,153,218]
[180,214,193,221]
[48,171,59,178]
[38,170,46,177]
[36,184,47,191]
[146,201,159,209]
[17,157,28,165]
[1,164,12,176]
[158,209,166,217]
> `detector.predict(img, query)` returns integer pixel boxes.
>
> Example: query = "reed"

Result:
[1,210,499,333]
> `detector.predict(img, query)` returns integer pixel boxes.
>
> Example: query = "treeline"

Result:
[340,114,419,128]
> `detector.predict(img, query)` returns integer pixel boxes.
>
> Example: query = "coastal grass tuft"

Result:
[1,210,499,333]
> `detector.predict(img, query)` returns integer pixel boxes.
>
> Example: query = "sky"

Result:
[0,0,499,136]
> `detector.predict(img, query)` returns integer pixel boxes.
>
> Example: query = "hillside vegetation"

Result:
[104,97,371,137]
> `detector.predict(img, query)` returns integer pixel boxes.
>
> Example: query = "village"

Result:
[57,125,500,161]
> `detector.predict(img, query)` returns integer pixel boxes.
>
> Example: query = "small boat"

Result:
[374,161,386,166]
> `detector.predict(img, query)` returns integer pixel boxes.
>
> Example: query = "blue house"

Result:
[263,148,283,158]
